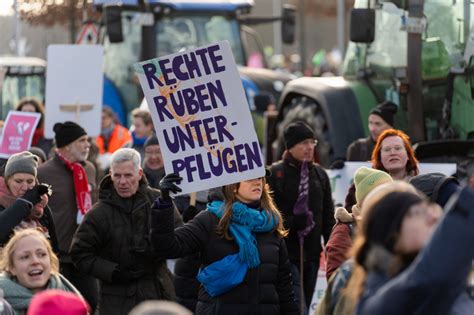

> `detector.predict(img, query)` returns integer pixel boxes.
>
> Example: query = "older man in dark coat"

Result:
[70,148,182,315]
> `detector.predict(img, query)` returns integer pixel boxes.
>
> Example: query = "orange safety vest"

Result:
[96,124,132,154]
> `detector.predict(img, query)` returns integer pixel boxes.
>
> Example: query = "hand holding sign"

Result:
[159,173,183,201]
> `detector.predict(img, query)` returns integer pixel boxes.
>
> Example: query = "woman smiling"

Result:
[371,129,419,181]
[0,229,82,315]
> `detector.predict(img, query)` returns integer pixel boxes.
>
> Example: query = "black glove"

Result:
[182,205,199,223]
[21,184,50,205]
[111,264,146,284]
[330,159,345,170]
[159,173,183,202]
[292,214,308,230]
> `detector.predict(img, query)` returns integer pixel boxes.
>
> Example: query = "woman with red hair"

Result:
[371,129,419,180]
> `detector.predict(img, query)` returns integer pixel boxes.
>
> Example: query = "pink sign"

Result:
[0,111,41,158]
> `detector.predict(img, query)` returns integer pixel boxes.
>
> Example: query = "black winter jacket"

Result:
[0,201,59,253]
[70,175,182,315]
[346,136,375,162]
[151,202,299,315]
[268,158,335,262]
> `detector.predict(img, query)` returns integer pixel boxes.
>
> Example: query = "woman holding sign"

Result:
[151,173,299,314]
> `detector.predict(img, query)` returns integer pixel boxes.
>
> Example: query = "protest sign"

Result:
[44,45,103,138]
[0,111,41,158]
[134,41,264,195]
[327,161,457,205]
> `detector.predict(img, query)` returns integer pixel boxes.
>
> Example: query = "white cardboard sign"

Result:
[44,45,104,138]
[134,41,264,195]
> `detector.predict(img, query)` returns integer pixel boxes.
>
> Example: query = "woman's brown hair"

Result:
[371,129,419,176]
[16,98,45,128]
[0,228,59,275]
[217,177,288,239]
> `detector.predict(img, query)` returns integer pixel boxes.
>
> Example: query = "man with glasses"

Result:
[267,121,335,313]
[142,135,164,189]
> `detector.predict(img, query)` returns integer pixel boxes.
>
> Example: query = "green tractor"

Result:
[270,0,474,177]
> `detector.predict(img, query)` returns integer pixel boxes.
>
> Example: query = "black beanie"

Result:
[53,121,87,148]
[365,191,423,252]
[369,101,398,126]
[283,121,315,150]
[144,135,159,148]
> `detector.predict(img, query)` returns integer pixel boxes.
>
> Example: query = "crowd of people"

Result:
[0,97,473,315]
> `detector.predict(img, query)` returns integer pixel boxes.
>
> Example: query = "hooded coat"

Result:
[70,175,182,315]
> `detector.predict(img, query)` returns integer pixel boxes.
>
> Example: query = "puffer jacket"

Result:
[70,175,182,315]
[150,191,299,315]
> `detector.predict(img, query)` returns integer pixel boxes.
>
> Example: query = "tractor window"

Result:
[366,3,407,71]
[0,73,44,120]
[103,11,142,111]
[156,15,244,66]
[156,17,199,57]
[343,1,466,77]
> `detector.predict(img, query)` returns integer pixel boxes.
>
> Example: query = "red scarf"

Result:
[32,126,44,146]
[56,152,92,215]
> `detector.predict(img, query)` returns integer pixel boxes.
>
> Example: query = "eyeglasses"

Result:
[296,139,318,147]
[381,145,405,154]
[145,150,162,156]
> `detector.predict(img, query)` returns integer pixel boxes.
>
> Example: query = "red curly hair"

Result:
[371,129,419,176]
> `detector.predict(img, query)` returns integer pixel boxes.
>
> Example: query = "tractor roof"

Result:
[93,0,254,12]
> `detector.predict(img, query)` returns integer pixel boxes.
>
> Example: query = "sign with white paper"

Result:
[134,41,264,195]
[44,45,103,138]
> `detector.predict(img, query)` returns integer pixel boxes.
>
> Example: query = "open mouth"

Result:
[252,187,262,193]
[28,269,43,277]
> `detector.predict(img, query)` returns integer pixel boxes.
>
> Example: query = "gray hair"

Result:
[110,148,141,172]
[129,300,192,315]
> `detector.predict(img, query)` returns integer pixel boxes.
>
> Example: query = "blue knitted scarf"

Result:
[207,200,278,268]
[197,200,278,296]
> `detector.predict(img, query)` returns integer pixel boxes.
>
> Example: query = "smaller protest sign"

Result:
[134,41,265,195]
[0,111,41,158]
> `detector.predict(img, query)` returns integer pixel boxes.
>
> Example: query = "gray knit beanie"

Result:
[4,151,39,179]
